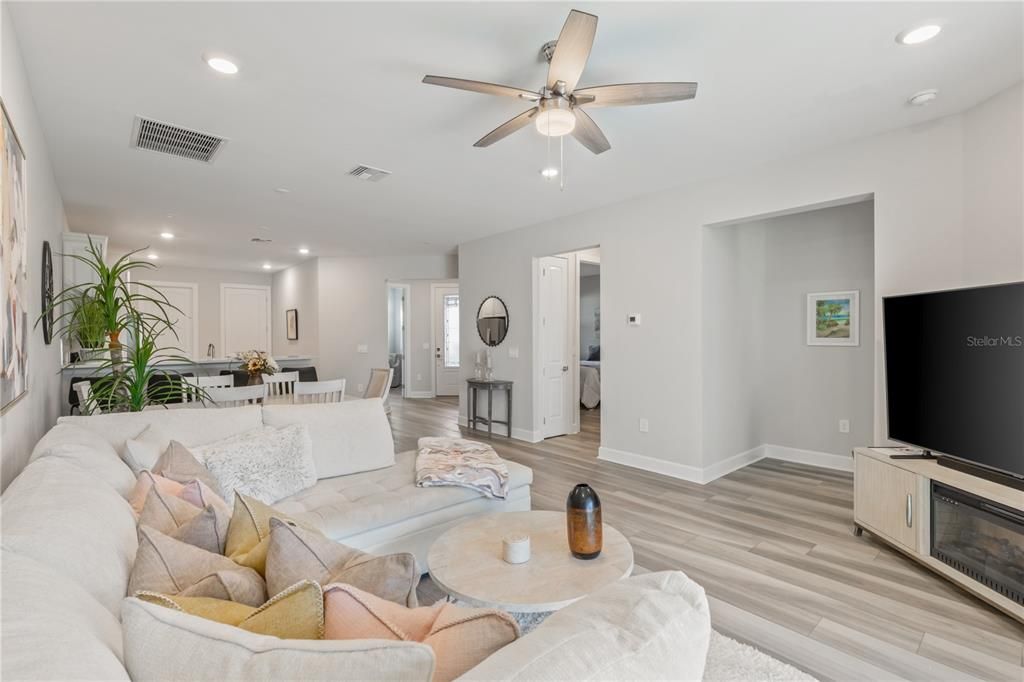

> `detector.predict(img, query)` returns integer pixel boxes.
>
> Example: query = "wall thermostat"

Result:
[627,313,642,326]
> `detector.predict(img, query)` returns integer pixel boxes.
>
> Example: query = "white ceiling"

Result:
[9,2,1022,271]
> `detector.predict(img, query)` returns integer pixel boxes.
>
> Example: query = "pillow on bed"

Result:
[587,345,600,361]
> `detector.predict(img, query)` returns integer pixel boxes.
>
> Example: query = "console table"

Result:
[466,378,512,437]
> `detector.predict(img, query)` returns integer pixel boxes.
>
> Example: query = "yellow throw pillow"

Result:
[136,579,325,639]
[225,493,310,575]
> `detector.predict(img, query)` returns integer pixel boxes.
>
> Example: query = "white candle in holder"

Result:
[502,534,531,564]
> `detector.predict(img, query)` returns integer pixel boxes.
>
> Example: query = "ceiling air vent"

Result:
[347,164,392,182]
[130,116,227,163]
[250,237,272,244]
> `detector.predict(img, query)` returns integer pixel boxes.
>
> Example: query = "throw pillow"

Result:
[180,479,230,517]
[261,401,396,479]
[265,518,418,606]
[127,471,185,516]
[139,486,230,555]
[123,424,171,475]
[135,579,324,639]
[152,441,221,495]
[122,597,436,682]
[225,493,312,576]
[324,583,518,682]
[129,525,266,606]
[193,425,316,505]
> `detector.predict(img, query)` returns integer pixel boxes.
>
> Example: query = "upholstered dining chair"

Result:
[293,379,346,404]
[363,368,394,415]
[263,371,299,401]
[203,384,267,408]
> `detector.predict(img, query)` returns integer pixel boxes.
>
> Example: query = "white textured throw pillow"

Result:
[192,425,316,505]
[123,424,171,475]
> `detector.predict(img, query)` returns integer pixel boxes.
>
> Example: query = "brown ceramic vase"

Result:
[566,483,602,560]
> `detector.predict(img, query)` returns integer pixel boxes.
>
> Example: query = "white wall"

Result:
[128,263,271,357]
[703,201,874,466]
[0,5,69,490]
[457,82,1023,480]
[271,258,318,359]
[273,255,457,392]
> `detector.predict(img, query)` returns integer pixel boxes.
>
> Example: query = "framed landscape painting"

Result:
[1,99,28,413]
[807,290,859,346]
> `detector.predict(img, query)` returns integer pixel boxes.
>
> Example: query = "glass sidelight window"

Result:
[443,294,460,368]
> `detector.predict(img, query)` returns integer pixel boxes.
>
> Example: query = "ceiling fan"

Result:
[422,9,698,155]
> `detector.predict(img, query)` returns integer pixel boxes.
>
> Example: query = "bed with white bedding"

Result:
[580,360,601,409]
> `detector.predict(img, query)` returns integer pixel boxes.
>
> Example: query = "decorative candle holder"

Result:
[566,483,602,559]
[502,534,531,564]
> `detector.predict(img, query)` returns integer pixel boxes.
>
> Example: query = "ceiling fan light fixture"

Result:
[535,99,576,137]
[540,167,559,178]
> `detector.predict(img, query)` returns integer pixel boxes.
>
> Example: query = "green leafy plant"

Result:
[40,237,182,368]
[82,310,209,413]
[71,293,107,349]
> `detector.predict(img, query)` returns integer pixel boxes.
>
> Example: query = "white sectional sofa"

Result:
[1,398,711,681]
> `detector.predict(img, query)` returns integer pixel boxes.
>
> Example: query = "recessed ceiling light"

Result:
[160,232,175,240]
[298,247,310,255]
[908,89,938,106]
[204,54,239,75]
[147,253,159,260]
[274,187,291,194]
[540,167,559,178]
[262,263,272,270]
[897,24,942,45]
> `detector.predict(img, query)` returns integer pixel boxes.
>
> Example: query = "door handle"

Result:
[562,365,568,372]
[906,493,913,528]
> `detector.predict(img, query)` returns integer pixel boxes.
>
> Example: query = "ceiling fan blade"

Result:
[473,108,539,148]
[573,82,698,108]
[423,75,539,100]
[571,108,610,155]
[547,10,598,93]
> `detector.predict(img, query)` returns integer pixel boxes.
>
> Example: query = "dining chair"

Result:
[182,374,235,403]
[203,384,267,408]
[363,367,394,414]
[263,371,299,401]
[74,381,101,415]
[293,379,346,404]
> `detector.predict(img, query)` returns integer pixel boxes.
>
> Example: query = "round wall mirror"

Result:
[477,296,509,346]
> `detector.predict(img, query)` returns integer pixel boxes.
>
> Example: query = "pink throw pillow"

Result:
[323,583,518,682]
[128,471,186,516]
[179,479,231,516]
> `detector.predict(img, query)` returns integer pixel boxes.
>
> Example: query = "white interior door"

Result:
[137,281,198,360]
[220,284,271,356]
[433,284,460,396]
[540,256,569,438]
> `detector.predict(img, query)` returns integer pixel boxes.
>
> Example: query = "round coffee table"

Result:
[427,510,634,613]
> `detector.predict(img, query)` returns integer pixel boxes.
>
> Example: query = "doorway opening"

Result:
[535,246,601,449]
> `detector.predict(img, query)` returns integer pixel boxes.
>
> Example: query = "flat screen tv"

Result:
[884,282,1024,481]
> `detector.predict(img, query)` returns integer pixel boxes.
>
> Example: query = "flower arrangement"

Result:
[237,350,278,377]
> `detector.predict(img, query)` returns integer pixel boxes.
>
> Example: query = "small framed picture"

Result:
[807,290,859,346]
[286,309,299,340]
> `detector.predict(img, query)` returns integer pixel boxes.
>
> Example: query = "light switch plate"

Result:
[839,419,850,433]
[639,418,649,433]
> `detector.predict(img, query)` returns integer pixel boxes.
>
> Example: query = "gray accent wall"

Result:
[702,201,875,464]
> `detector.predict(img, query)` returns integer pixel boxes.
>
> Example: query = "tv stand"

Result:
[854,447,1024,624]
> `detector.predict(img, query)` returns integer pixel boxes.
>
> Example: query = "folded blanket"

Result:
[415,437,509,500]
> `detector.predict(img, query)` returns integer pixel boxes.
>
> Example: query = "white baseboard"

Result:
[596,443,852,485]
[597,446,706,483]
[456,416,542,443]
[762,444,854,472]
[404,390,435,399]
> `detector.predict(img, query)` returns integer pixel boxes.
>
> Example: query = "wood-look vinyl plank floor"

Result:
[387,392,1024,681]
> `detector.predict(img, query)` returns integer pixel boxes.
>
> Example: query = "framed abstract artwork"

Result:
[286,308,298,340]
[1,99,28,412]
[807,290,859,346]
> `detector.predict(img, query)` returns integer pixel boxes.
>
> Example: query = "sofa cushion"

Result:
[28,423,137,497]
[193,424,316,505]
[136,579,325,639]
[58,405,263,455]
[265,518,418,605]
[275,450,533,541]
[324,583,518,682]
[122,597,436,681]
[130,525,267,607]
[1,549,129,681]
[1,457,138,616]
[457,571,711,681]
[261,399,395,479]
[123,424,170,474]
